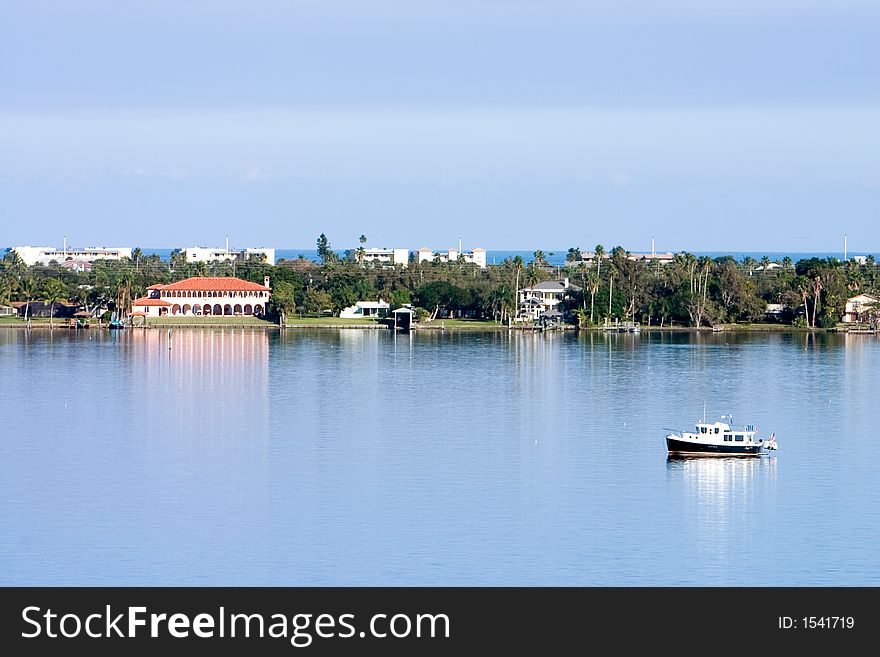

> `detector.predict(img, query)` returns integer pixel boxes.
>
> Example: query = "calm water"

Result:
[1,328,878,586]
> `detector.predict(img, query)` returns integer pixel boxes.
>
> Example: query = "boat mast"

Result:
[703,400,706,423]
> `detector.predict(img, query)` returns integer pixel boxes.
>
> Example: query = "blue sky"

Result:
[1,1,878,252]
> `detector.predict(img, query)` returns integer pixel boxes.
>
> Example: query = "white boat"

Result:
[665,415,778,457]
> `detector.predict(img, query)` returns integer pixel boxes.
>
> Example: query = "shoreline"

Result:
[0,321,866,334]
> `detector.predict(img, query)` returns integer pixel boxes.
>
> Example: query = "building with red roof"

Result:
[131,276,271,318]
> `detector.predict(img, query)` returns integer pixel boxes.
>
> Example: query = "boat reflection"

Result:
[665,454,777,566]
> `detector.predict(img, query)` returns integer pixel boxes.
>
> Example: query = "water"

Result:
[1,328,878,586]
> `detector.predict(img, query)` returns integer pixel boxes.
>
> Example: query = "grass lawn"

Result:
[0,316,62,325]
[147,316,276,327]
[418,318,506,329]
[283,316,384,326]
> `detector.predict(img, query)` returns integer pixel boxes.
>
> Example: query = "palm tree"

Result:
[524,263,542,288]
[511,255,524,321]
[594,244,605,276]
[356,235,367,266]
[566,247,581,263]
[587,271,600,324]
[42,278,67,329]
[20,277,38,324]
[760,256,771,275]
[743,256,756,276]
[533,250,548,267]
[132,247,143,273]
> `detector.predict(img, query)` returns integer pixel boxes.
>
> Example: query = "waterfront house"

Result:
[339,300,390,318]
[346,247,409,267]
[14,301,78,319]
[516,278,580,321]
[765,303,786,320]
[842,294,879,323]
[131,276,272,317]
[416,247,487,268]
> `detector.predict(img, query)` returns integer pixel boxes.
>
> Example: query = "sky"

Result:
[1,1,878,253]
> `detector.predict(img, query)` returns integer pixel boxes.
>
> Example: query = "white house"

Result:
[347,247,409,267]
[627,252,675,265]
[842,294,878,323]
[416,247,487,268]
[339,300,390,318]
[181,246,276,266]
[131,276,272,318]
[516,278,579,321]
[12,245,132,266]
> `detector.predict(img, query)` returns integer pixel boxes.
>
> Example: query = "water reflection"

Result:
[666,455,777,576]
[130,329,270,440]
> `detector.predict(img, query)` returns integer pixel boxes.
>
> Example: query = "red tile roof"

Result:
[132,297,172,306]
[156,277,270,292]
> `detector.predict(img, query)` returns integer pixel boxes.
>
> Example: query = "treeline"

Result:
[2,242,878,328]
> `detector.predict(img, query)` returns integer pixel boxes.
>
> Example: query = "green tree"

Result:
[316,234,335,265]
[302,288,333,315]
[42,278,67,329]
[132,247,143,273]
[594,244,605,276]
[587,271,600,324]
[19,277,39,324]
[269,281,298,324]
[356,234,368,266]
[533,250,548,267]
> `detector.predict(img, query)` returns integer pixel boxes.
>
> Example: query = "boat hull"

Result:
[666,436,764,456]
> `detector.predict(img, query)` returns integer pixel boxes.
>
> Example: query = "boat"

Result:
[108,311,126,330]
[665,415,778,457]
[603,319,640,333]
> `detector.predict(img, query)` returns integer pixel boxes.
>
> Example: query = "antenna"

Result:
[844,234,847,261]
[226,235,229,253]
[651,236,655,258]
[459,237,462,254]
[703,400,707,423]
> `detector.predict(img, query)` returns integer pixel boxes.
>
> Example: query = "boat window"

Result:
[724,435,732,442]
[735,434,744,442]
[714,428,720,434]
[700,427,707,434]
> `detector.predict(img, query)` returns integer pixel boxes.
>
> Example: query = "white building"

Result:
[627,252,675,265]
[347,247,409,267]
[416,247,487,268]
[181,246,276,266]
[12,245,132,266]
[516,278,579,321]
[339,300,390,318]
[842,294,878,323]
[131,276,272,318]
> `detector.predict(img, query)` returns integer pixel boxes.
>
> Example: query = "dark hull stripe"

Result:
[666,436,763,456]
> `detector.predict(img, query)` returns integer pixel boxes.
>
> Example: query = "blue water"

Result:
[1,328,878,585]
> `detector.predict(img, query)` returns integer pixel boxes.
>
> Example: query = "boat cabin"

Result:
[692,421,756,443]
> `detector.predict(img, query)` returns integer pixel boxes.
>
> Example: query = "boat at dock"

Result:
[603,319,639,333]
[665,415,777,457]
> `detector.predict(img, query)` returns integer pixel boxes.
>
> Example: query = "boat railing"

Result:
[727,425,757,433]
[663,427,683,437]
